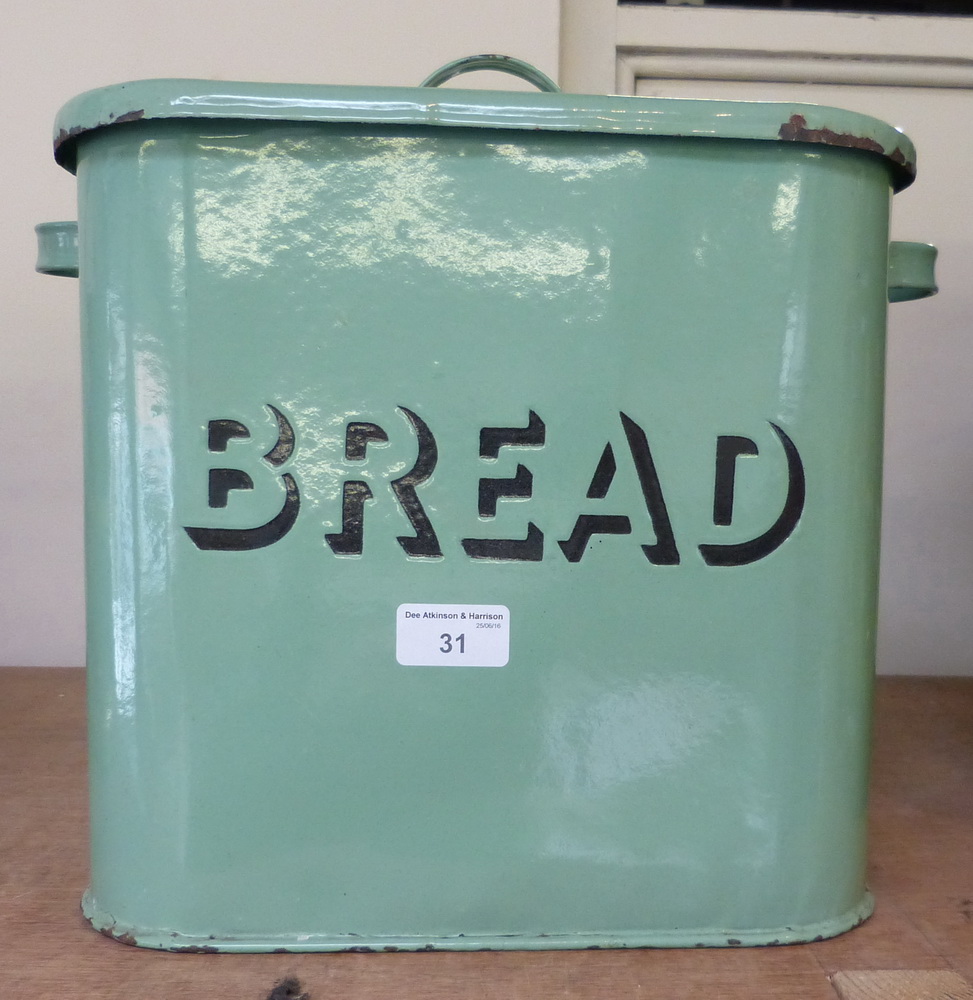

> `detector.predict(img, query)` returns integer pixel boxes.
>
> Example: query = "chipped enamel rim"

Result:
[52,78,916,190]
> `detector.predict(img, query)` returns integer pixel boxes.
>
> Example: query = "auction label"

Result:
[396,604,510,667]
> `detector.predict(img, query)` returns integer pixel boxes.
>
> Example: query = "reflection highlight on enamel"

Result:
[543,674,736,794]
[133,345,174,578]
[193,136,609,291]
[778,301,808,421]
[274,402,348,507]
[492,143,645,181]
[771,177,801,235]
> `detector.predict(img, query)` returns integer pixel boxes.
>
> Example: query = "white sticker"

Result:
[396,604,510,667]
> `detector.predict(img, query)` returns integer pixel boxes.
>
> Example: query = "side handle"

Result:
[36,221,79,277]
[889,241,937,303]
[35,223,938,300]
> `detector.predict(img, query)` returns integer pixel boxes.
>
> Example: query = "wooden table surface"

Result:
[2,669,971,1000]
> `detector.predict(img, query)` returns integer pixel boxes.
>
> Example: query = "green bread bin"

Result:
[37,55,937,952]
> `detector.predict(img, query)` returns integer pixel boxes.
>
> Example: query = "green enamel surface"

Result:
[73,115,899,949]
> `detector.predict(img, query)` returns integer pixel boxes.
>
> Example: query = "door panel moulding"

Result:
[617,51,973,94]
[559,0,973,95]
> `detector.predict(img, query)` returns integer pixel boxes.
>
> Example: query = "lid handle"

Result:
[420,55,560,93]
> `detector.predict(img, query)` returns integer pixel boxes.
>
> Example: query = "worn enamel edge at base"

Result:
[82,889,874,953]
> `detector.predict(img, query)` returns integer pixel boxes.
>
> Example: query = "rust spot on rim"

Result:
[54,109,145,159]
[111,109,145,125]
[778,113,885,155]
[95,923,138,948]
[778,113,915,188]
[54,125,86,151]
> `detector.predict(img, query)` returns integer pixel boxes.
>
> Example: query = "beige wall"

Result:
[0,0,560,666]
